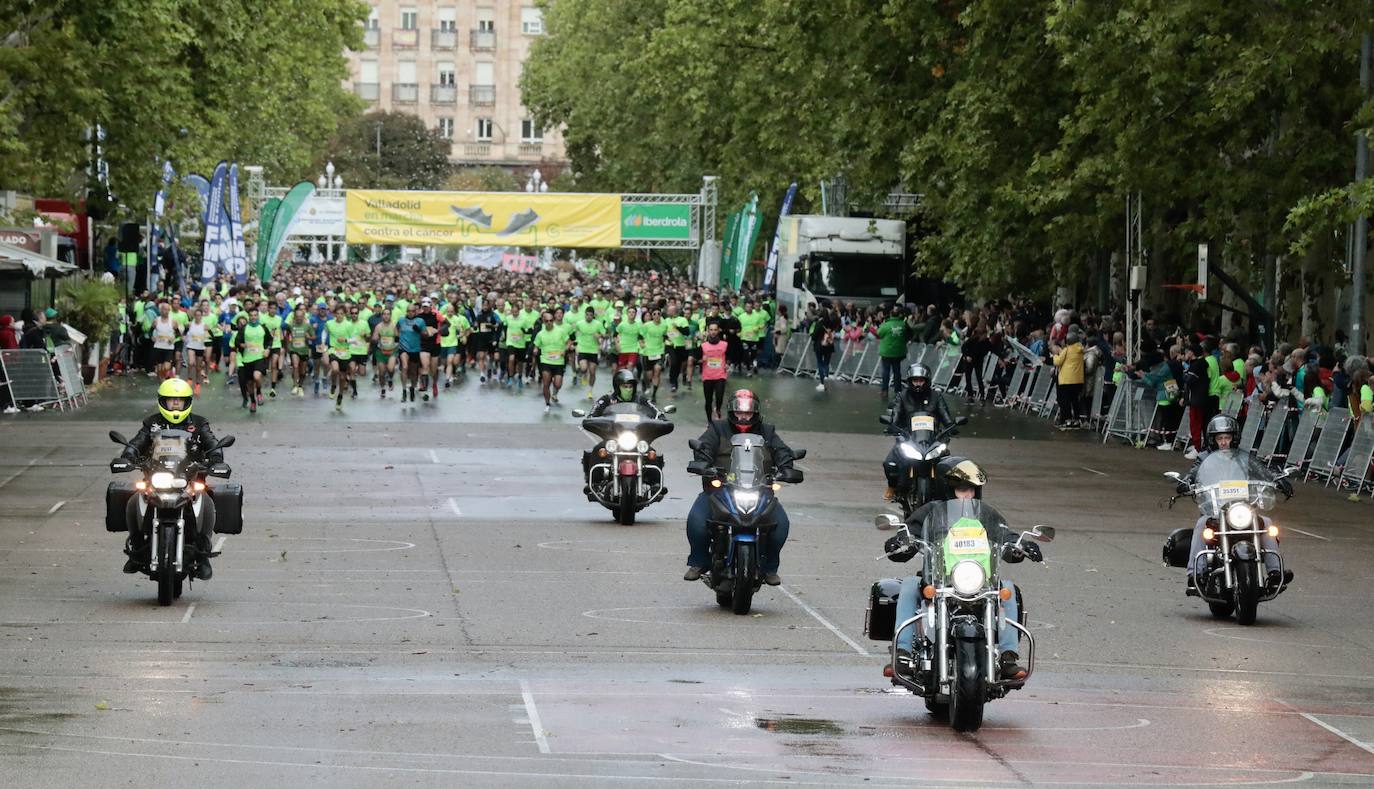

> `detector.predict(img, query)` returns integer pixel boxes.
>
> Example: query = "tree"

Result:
[0,0,367,214]
[446,166,520,192]
[320,111,453,190]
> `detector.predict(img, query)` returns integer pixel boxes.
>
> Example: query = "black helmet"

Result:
[613,368,638,402]
[1204,414,1239,449]
[940,457,987,490]
[727,388,760,433]
[906,363,931,395]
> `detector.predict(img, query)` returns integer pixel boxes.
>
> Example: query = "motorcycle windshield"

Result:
[924,499,998,585]
[583,402,674,443]
[1193,449,1277,518]
[727,434,770,490]
[149,430,191,471]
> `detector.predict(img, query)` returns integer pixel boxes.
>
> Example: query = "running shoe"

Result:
[268,388,277,399]
[249,399,257,414]
[479,374,487,383]
[544,404,551,413]
[551,394,559,405]
[410,386,417,401]
[256,393,264,406]
[422,391,430,402]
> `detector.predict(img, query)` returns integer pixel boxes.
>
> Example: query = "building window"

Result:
[438,64,456,86]
[438,8,457,31]
[520,119,543,142]
[366,10,379,29]
[478,16,495,33]
[400,8,418,30]
[437,118,454,139]
[475,118,493,142]
[521,8,543,35]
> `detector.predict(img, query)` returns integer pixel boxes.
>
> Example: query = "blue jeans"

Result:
[880,356,904,393]
[686,491,789,573]
[895,575,1020,654]
[816,348,833,382]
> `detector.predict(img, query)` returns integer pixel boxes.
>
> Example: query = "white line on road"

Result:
[261,431,268,439]
[0,458,39,490]
[180,604,196,624]
[429,449,439,464]
[1080,466,1109,477]
[778,585,870,657]
[1288,527,1330,542]
[519,680,551,754]
[447,498,462,516]
[212,536,226,553]
[47,501,66,515]
[1300,712,1374,757]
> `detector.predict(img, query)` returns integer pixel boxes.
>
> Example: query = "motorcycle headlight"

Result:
[617,431,637,450]
[149,472,184,490]
[898,442,920,460]
[950,560,987,595]
[925,443,948,460]
[636,440,650,454]
[605,439,619,453]
[1227,503,1254,529]
[732,489,760,514]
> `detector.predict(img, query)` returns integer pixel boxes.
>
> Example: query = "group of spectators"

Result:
[0,306,73,412]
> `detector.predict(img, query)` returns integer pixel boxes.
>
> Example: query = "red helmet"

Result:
[727,389,760,432]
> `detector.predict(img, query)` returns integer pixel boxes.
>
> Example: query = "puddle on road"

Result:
[755,716,843,736]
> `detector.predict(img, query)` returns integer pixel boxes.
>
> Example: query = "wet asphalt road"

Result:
[2,370,1374,787]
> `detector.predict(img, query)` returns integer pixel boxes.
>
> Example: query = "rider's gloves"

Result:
[1278,478,1294,499]
[1022,542,1043,563]
[1001,544,1026,563]
[1175,481,1191,495]
[884,536,918,563]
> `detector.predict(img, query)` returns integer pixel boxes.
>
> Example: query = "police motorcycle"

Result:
[686,434,804,615]
[107,429,241,605]
[1162,450,1295,625]
[572,402,676,525]
[879,411,968,518]
[868,509,1054,732]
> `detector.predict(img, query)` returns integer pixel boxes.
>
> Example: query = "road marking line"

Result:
[180,604,196,624]
[1288,527,1330,541]
[212,536,226,553]
[1301,712,1374,757]
[47,501,66,515]
[261,431,268,439]
[429,449,439,464]
[447,498,462,517]
[0,458,39,490]
[1080,466,1108,477]
[778,585,870,657]
[519,680,551,754]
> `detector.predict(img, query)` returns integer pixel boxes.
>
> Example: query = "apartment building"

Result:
[347,2,566,171]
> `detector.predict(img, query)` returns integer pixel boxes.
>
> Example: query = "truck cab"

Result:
[775,215,906,318]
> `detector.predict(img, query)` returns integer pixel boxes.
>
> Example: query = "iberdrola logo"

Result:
[625,212,645,227]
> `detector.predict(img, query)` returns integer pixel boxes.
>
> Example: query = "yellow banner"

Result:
[345,190,622,248]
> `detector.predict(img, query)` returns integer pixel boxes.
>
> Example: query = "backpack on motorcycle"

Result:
[1162,526,1192,568]
[864,578,903,641]
[105,481,137,532]
[209,483,244,534]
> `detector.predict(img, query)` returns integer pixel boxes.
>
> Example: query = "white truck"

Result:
[773,215,906,318]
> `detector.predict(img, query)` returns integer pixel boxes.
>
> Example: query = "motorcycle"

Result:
[686,434,805,615]
[879,412,968,518]
[572,402,676,525]
[1162,450,1294,625]
[106,429,240,605]
[868,509,1054,732]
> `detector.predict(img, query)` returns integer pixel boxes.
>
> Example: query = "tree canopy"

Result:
[0,0,367,216]
[319,110,453,191]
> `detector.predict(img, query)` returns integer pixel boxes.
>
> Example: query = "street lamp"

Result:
[316,161,344,261]
[525,168,547,193]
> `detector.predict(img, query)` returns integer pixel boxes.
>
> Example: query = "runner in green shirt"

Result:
[439,304,469,387]
[325,313,355,411]
[500,299,536,387]
[232,306,271,414]
[573,305,606,399]
[614,309,642,374]
[284,304,314,396]
[639,306,670,400]
[533,310,573,411]
[372,309,400,396]
[260,309,284,397]
[665,302,692,393]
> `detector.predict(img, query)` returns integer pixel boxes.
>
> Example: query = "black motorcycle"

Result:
[572,402,676,525]
[107,429,241,605]
[880,412,967,518]
[687,434,804,614]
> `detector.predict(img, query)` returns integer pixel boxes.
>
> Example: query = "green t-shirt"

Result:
[641,319,668,358]
[616,319,642,354]
[326,319,355,358]
[590,298,611,317]
[740,310,768,342]
[261,314,283,349]
[534,324,572,366]
[439,315,465,348]
[375,320,398,352]
[574,318,604,354]
[238,323,267,364]
[666,316,690,348]
[503,310,536,348]
[286,318,312,353]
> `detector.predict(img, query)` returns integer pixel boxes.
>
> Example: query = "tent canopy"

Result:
[0,241,79,279]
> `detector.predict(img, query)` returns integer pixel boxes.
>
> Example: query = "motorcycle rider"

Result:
[684,389,797,585]
[117,377,224,580]
[581,368,669,498]
[1176,414,1293,592]
[883,363,956,501]
[883,459,1041,680]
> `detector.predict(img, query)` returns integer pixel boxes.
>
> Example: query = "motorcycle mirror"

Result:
[1163,471,1182,481]
[878,414,893,425]
[955,416,969,426]
[109,430,129,445]
[874,513,902,531]
[662,404,677,414]
[216,435,236,450]
[208,463,232,479]
[570,409,587,418]
[1030,525,1056,543]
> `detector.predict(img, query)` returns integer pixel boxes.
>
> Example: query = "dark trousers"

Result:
[703,378,726,420]
[687,492,789,573]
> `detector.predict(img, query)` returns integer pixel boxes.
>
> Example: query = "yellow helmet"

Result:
[157,377,194,424]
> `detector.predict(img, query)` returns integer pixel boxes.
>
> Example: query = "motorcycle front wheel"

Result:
[731,543,755,615]
[157,524,176,607]
[949,639,986,732]
[1234,563,1260,626]
[616,476,636,525]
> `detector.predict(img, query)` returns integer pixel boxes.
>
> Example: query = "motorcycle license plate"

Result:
[618,460,638,475]
[911,415,935,431]
[1218,480,1249,500]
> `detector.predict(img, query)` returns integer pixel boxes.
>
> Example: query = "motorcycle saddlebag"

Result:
[209,482,244,535]
[1163,527,1192,568]
[865,578,903,641]
[105,481,137,532]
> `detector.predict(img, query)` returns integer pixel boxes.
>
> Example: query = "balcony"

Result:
[470,29,495,51]
[517,142,543,157]
[392,28,419,49]
[392,83,419,103]
[432,29,457,49]
[469,84,495,105]
[431,84,458,104]
[462,143,492,157]
[363,28,380,48]
[355,82,380,101]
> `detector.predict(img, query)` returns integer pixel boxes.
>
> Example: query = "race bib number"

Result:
[947,524,990,556]
[911,415,936,432]
[245,342,263,356]
[706,358,724,369]
[1218,480,1249,500]
[546,349,564,363]
[613,413,641,424]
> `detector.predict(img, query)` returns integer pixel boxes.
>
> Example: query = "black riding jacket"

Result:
[121,413,224,464]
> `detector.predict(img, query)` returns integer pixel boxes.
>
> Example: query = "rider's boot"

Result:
[999,650,1027,681]
[683,566,704,582]
[122,535,147,574]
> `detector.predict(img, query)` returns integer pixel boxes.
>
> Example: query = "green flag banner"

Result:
[719,209,742,289]
[731,192,761,291]
[254,197,281,282]
[262,181,316,283]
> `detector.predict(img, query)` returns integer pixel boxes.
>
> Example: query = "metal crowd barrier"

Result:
[1285,408,1322,470]
[0,348,85,412]
[1304,407,1350,484]
[1337,420,1374,495]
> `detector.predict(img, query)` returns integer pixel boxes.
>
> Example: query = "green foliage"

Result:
[57,276,122,342]
[446,166,521,192]
[0,0,367,212]
[321,111,453,190]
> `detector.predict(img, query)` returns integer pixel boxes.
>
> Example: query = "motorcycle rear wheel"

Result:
[1207,601,1234,619]
[715,590,732,608]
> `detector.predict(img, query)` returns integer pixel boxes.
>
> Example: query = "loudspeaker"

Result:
[118,223,143,253]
